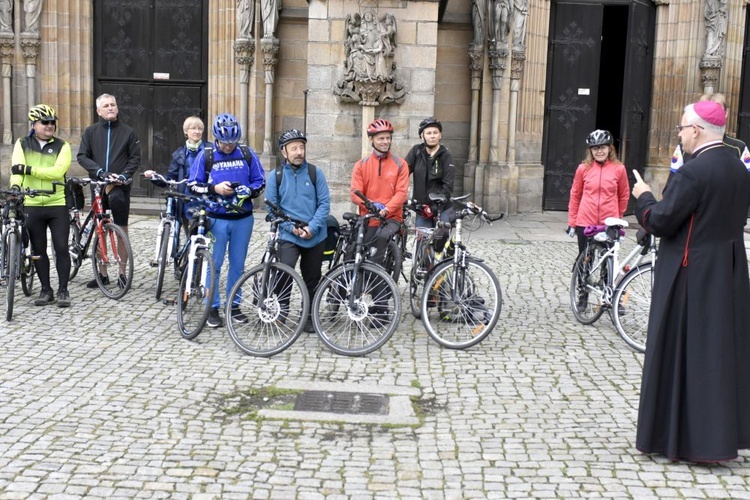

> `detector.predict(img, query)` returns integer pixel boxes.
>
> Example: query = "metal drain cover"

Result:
[294,391,389,415]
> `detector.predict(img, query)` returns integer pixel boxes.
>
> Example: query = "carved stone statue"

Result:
[488,0,510,46]
[261,0,280,39]
[23,0,43,33]
[0,0,12,33]
[704,0,727,58]
[335,10,405,106]
[512,0,528,50]
[471,0,486,46]
[237,0,254,39]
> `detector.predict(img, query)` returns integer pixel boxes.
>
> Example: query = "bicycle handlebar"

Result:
[68,177,133,188]
[143,172,188,188]
[166,190,248,214]
[0,184,58,198]
[264,199,307,229]
[353,189,388,223]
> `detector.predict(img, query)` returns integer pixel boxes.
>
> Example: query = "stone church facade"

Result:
[0,0,747,214]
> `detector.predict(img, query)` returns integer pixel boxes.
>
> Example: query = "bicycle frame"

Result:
[585,229,656,307]
[181,207,211,301]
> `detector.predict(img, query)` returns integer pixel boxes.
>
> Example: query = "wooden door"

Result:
[542,3,604,210]
[94,0,208,196]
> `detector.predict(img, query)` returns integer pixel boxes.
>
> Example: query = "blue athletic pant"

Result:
[207,215,254,309]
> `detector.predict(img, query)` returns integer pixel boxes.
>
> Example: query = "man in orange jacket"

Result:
[350,118,410,266]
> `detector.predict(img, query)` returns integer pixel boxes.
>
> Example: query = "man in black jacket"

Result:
[77,93,141,288]
[405,117,455,252]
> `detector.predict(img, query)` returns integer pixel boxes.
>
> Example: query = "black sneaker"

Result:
[304,317,315,333]
[207,307,223,328]
[34,289,55,306]
[57,289,71,308]
[118,274,127,289]
[369,308,391,329]
[230,307,249,324]
[87,274,109,288]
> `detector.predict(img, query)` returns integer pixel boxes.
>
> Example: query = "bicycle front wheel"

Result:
[177,247,215,340]
[312,262,400,356]
[226,262,309,357]
[154,221,171,301]
[91,223,134,299]
[611,262,653,353]
[20,247,35,297]
[569,246,607,324]
[5,231,18,321]
[68,222,82,280]
[420,258,502,349]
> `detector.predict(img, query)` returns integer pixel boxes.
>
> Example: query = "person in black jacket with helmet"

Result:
[405,117,455,252]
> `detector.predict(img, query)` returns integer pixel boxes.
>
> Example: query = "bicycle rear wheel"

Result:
[226,262,309,356]
[312,262,400,356]
[611,262,652,353]
[569,245,607,324]
[177,247,215,340]
[420,258,502,349]
[68,221,82,280]
[20,246,35,297]
[91,223,134,299]
[154,221,171,300]
[5,231,18,321]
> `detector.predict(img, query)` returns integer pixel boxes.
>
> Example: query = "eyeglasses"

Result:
[40,120,56,126]
[217,140,238,147]
[590,145,609,151]
[675,123,704,133]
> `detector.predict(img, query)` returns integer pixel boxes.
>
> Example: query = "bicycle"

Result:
[161,191,217,340]
[67,177,134,299]
[225,199,310,356]
[311,190,401,356]
[326,198,403,283]
[404,193,467,319]
[143,173,189,300]
[419,197,504,349]
[1,186,56,320]
[570,217,657,352]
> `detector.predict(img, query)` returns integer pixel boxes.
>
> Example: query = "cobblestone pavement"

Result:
[1,211,749,499]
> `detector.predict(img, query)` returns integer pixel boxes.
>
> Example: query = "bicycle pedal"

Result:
[149,261,159,268]
[403,252,412,259]
[162,298,176,306]
[30,255,41,261]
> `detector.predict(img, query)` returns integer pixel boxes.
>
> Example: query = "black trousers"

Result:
[25,205,70,291]
[277,240,326,306]
[362,219,400,266]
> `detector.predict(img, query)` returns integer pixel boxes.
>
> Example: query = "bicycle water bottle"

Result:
[82,222,92,239]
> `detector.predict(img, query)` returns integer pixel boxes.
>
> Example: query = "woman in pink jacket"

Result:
[567,129,630,255]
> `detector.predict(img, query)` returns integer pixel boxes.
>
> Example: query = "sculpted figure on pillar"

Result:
[488,0,511,46]
[237,0,254,39]
[261,0,281,39]
[23,0,43,34]
[0,0,12,33]
[512,0,528,51]
[471,0,486,46]
[704,0,727,58]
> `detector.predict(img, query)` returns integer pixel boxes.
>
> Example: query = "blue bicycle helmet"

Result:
[212,113,241,142]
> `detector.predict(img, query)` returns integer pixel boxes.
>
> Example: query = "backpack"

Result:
[203,144,255,178]
[275,163,316,193]
[322,215,340,261]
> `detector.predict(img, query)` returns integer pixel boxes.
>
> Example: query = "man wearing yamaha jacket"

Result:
[188,113,265,328]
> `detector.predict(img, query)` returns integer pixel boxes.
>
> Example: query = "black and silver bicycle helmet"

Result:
[278,129,307,149]
[585,129,614,147]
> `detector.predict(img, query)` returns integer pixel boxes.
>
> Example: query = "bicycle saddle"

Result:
[603,217,629,228]
[342,212,358,222]
[428,192,448,205]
